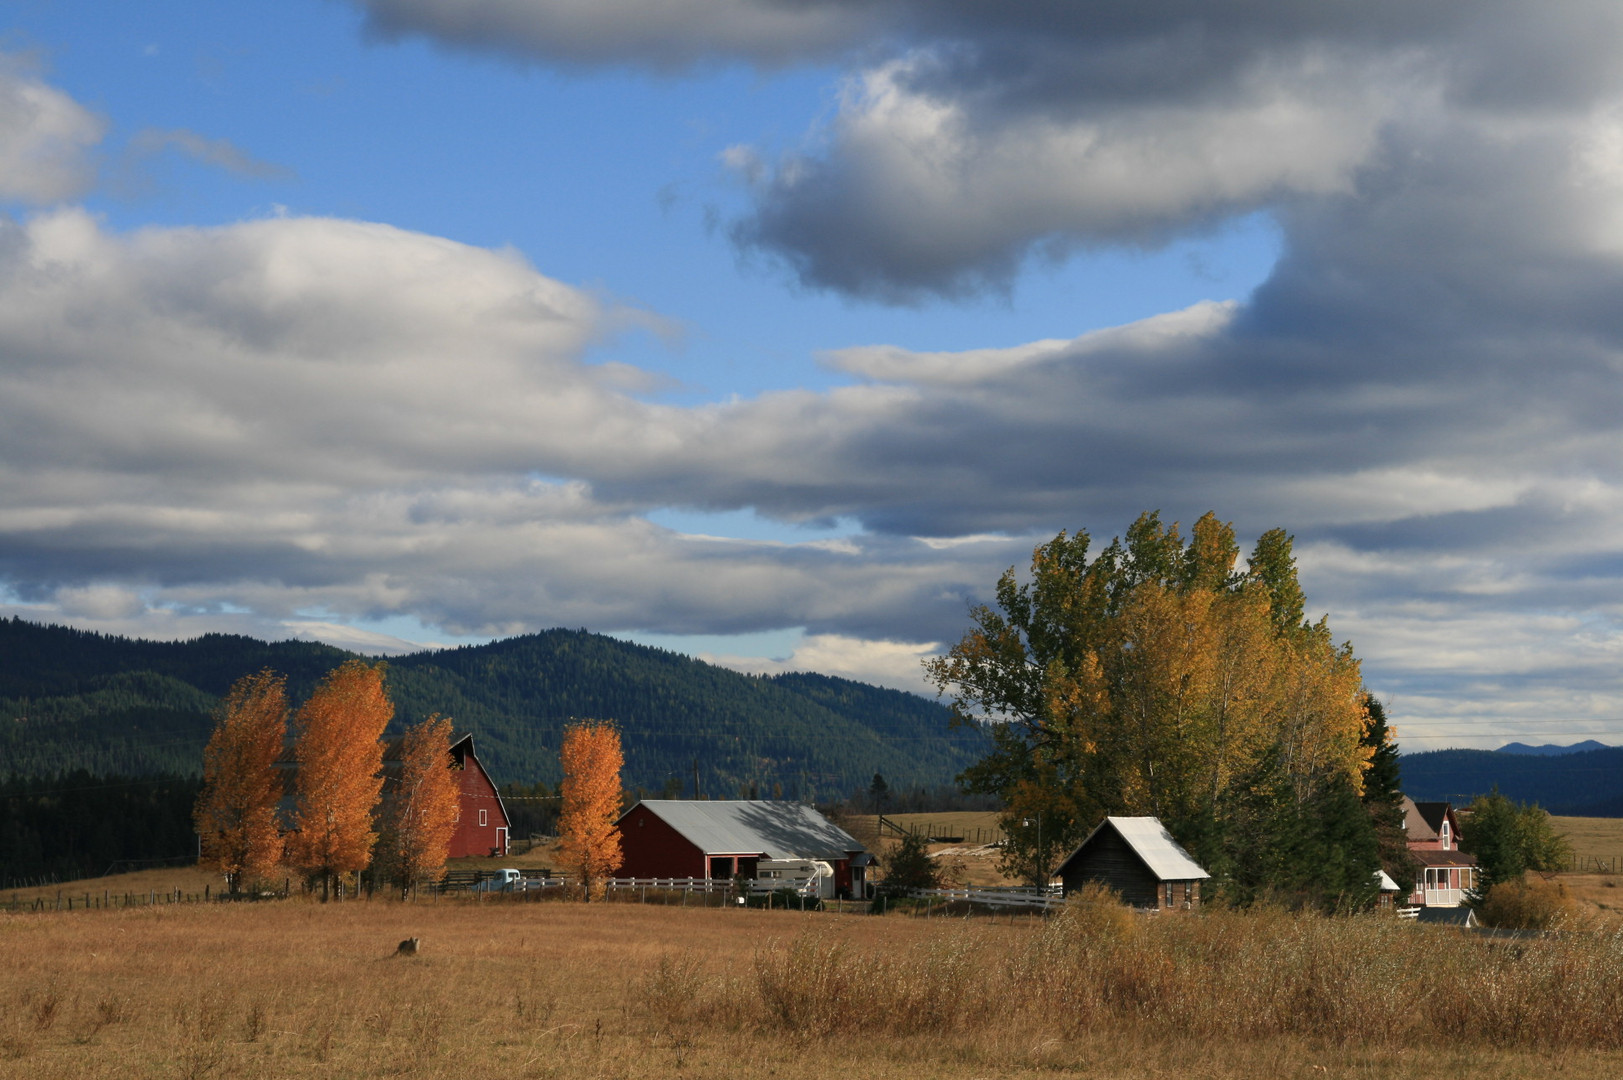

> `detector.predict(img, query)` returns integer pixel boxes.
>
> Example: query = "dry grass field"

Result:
[6,893,1623,1079]
[1552,815,1623,867]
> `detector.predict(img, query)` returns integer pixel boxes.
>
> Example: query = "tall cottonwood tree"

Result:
[558,720,624,901]
[929,512,1377,908]
[287,660,390,901]
[379,713,461,900]
[194,669,288,894]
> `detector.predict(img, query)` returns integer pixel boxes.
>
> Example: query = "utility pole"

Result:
[1024,813,1044,891]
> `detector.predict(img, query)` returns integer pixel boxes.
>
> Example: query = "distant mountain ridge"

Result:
[0,617,985,800]
[1401,744,1623,815]
[1495,739,1612,756]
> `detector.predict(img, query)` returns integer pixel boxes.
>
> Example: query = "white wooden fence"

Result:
[906,886,1066,912]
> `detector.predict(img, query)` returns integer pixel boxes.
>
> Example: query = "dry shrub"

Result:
[1060,881,1140,940]
[750,928,993,1039]
[1479,874,1583,930]
[1023,904,1451,1045]
[1447,927,1623,1048]
[30,990,61,1032]
[644,951,705,1037]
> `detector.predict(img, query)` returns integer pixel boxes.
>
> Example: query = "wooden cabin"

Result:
[1056,816,1210,910]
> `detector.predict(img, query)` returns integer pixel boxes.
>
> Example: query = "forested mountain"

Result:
[0,618,984,800]
[1401,744,1623,815]
[1496,739,1611,756]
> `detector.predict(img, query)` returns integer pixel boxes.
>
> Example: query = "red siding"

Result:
[447,742,509,858]
[617,803,707,878]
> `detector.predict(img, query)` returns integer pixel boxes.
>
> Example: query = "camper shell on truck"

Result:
[751,859,836,899]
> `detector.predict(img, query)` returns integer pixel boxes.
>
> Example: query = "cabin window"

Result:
[479,809,488,827]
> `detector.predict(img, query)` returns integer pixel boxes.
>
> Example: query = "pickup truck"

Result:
[473,868,523,892]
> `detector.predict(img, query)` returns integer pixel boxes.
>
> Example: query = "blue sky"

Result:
[5,1,1623,750]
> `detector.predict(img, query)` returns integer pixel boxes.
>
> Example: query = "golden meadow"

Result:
[5,890,1623,1079]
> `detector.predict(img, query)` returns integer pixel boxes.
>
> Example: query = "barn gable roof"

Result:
[621,800,865,861]
[1058,816,1210,882]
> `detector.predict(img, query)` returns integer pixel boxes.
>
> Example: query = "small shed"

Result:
[1374,868,1402,908]
[1056,816,1210,910]
[1415,905,1478,928]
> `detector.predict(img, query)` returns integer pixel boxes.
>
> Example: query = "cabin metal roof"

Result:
[621,800,866,861]
[1060,816,1211,882]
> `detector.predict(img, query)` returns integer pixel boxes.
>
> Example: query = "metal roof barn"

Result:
[616,800,873,899]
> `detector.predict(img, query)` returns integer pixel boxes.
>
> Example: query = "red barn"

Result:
[616,800,875,899]
[377,733,511,858]
[448,734,509,857]
[274,731,511,870]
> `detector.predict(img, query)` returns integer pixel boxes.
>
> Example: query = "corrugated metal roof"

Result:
[1067,816,1210,881]
[624,800,866,861]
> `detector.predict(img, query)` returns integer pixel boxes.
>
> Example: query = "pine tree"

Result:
[380,714,461,899]
[558,720,624,901]
[286,660,390,901]
[194,670,287,894]
[1463,789,1573,893]
[1359,695,1415,896]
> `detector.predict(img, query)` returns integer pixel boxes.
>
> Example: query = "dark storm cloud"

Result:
[354,1,1623,298]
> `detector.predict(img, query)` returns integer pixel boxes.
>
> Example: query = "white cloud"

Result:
[736,52,1418,298]
[0,65,105,203]
[702,633,942,695]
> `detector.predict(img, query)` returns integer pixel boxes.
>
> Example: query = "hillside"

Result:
[1400,744,1623,815]
[1497,739,1612,756]
[0,618,984,800]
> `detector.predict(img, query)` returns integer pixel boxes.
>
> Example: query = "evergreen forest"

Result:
[0,617,985,802]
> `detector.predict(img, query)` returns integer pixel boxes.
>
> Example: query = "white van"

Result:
[751,859,836,900]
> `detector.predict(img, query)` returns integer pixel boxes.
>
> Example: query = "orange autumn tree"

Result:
[558,720,624,901]
[380,713,461,899]
[287,660,391,901]
[194,669,288,894]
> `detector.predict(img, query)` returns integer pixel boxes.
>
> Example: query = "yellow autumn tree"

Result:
[194,669,288,894]
[558,720,624,901]
[933,511,1376,905]
[286,660,391,901]
[380,713,461,899]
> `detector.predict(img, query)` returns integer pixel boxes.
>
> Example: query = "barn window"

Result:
[479,809,488,827]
